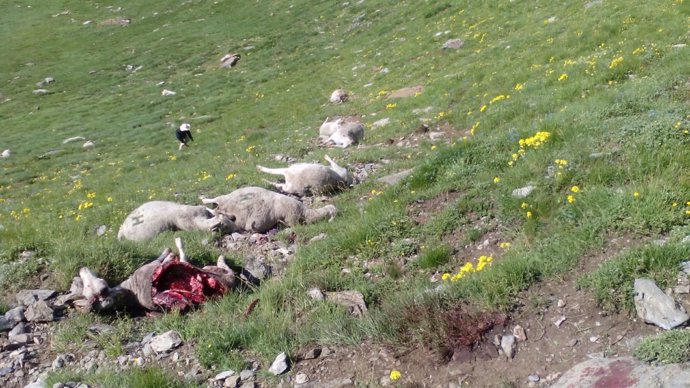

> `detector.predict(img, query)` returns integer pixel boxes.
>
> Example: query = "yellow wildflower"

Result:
[633,192,640,198]
[226,173,237,181]
[558,73,568,81]
[570,186,580,193]
[514,83,525,91]
[441,273,451,281]
[521,202,529,209]
[480,104,487,112]
[526,211,533,219]
[609,56,624,69]
[493,176,501,184]
[567,195,575,203]
[499,242,511,249]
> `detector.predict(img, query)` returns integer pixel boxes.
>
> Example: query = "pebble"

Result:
[552,315,566,327]
[528,374,540,382]
[557,299,566,308]
[239,369,254,381]
[512,185,535,198]
[268,352,289,375]
[295,372,309,384]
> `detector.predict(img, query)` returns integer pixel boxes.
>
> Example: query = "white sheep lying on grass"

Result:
[319,118,364,148]
[117,201,237,241]
[256,155,353,196]
[201,186,337,233]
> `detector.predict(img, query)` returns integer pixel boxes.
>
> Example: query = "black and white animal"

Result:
[257,155,354,196]
[220,53,241,68]
[175,123,194,150]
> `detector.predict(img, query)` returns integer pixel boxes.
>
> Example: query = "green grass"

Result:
[634,329,690,364]
[2,0,690,384]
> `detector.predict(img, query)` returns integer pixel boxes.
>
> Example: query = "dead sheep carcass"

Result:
[201,187,336,233]
[77,238,237,313]
[329,89,348,103]
[117,201,237,241]
[319,118,364,148]
[256,155,353,196]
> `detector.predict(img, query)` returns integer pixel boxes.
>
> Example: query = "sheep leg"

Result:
[262,178,286,192]
[174,237,188,263]
[153,248,172,263]
[256,165,289,177]
[324,155,341,169]
[304,205,337,224]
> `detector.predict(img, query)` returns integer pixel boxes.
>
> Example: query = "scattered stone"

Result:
[673,285,690,294]
[681,261,690,275]
[568,338,579,347]
[555,356,690,387]
[9,322,27,336]
[95,225,107,236]
[552,315,566,327]
[1,149,10,158]
[501,335,516,359]
[513,325,527,342]
[268,352,289,375]
[25,301,56,322]
[308,288,324,301]
[149,330,183,353]
[557,299,567,308]
[528,374,540,383]
[9,333,30,344]
[377,169,414,186]
[219,53,241,68]
[32,89,51,95]
[224,375,240,387]
[0,367,12,377]
[214,370,236,381]
[161,89,176,96]
[100,17,131,26]
[634,278,689,330]
[546,16,558,24]
[35,77,55,87]
[309,233,327,243]
[239,369,254,381]
[512,185,535,198]
[0,316,14,331]
[371,118,390,128]
[16,289,57,306]
[672,44,687,49]
[324,290,368,317]
[295,372,309,384]
[302,347,322,360]
[82,141,95,148]
[412,106,434,115]
[442,39,464,50]
[428,131,445,141]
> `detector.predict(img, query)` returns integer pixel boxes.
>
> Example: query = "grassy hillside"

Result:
[1,0,690,385]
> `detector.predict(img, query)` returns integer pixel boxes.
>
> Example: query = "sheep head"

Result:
[79,267,117,311]
[209,211,238,234]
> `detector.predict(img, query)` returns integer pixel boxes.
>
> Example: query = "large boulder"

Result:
[553,356,690,387]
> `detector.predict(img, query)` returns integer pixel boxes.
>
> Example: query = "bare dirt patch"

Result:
[388,85,424,99]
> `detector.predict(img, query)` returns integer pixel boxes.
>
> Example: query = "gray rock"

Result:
[681,261,690,275]
[0,367,12,377]
[5,306,25,324]
[501,335,516,359]
[512,185,535,198]
[377,169,414,186]
[268,352,289,375]
[528,374,540,383]
[239,369,254,381]
[324,290,368,317]
[0,316,13,331]
[553,356,690,387]
[149,330,183,353]
[371,118,390,128]
[634,278,689,330]
[95,225,107,236]
[9,322,27,336]
[52,355,66,370]
[308,288,324,301]
[32,89,51,95]
[442,39,464,50]
[584,0,603,9]
[16,290,57,307]
[214,370,236,380]
[9,333,30,344]
[302,347,322,360]
[88,323,115,334]
[224,375,240,387]
[25,301,56,322]
[295,372,309,384]
[24,379,46,388]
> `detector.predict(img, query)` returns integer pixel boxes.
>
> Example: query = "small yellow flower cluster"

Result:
[520,202,534,218]
[632,47,645,55]
[390,370,402,381]
[9,207,31,221]
[369,189,383,200]
[470,121,480,136]
[442,256,493,282]
[609,56,624,69]
[555,159,568,167]
[198,171,212,181]
[633,191,640,198]
[225,173,237,181]
[245,145,256,153]
[514,83,525,91]
[499,242,511,249]
[685,201,690,216]
[489,94,510,104]
[480,104,487,113]
[78,200,94,210]
[558,73,568,81]
[493,176,501,184]
[378,90,388,97]
[386,103,397,109]
[519,131,551,149]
